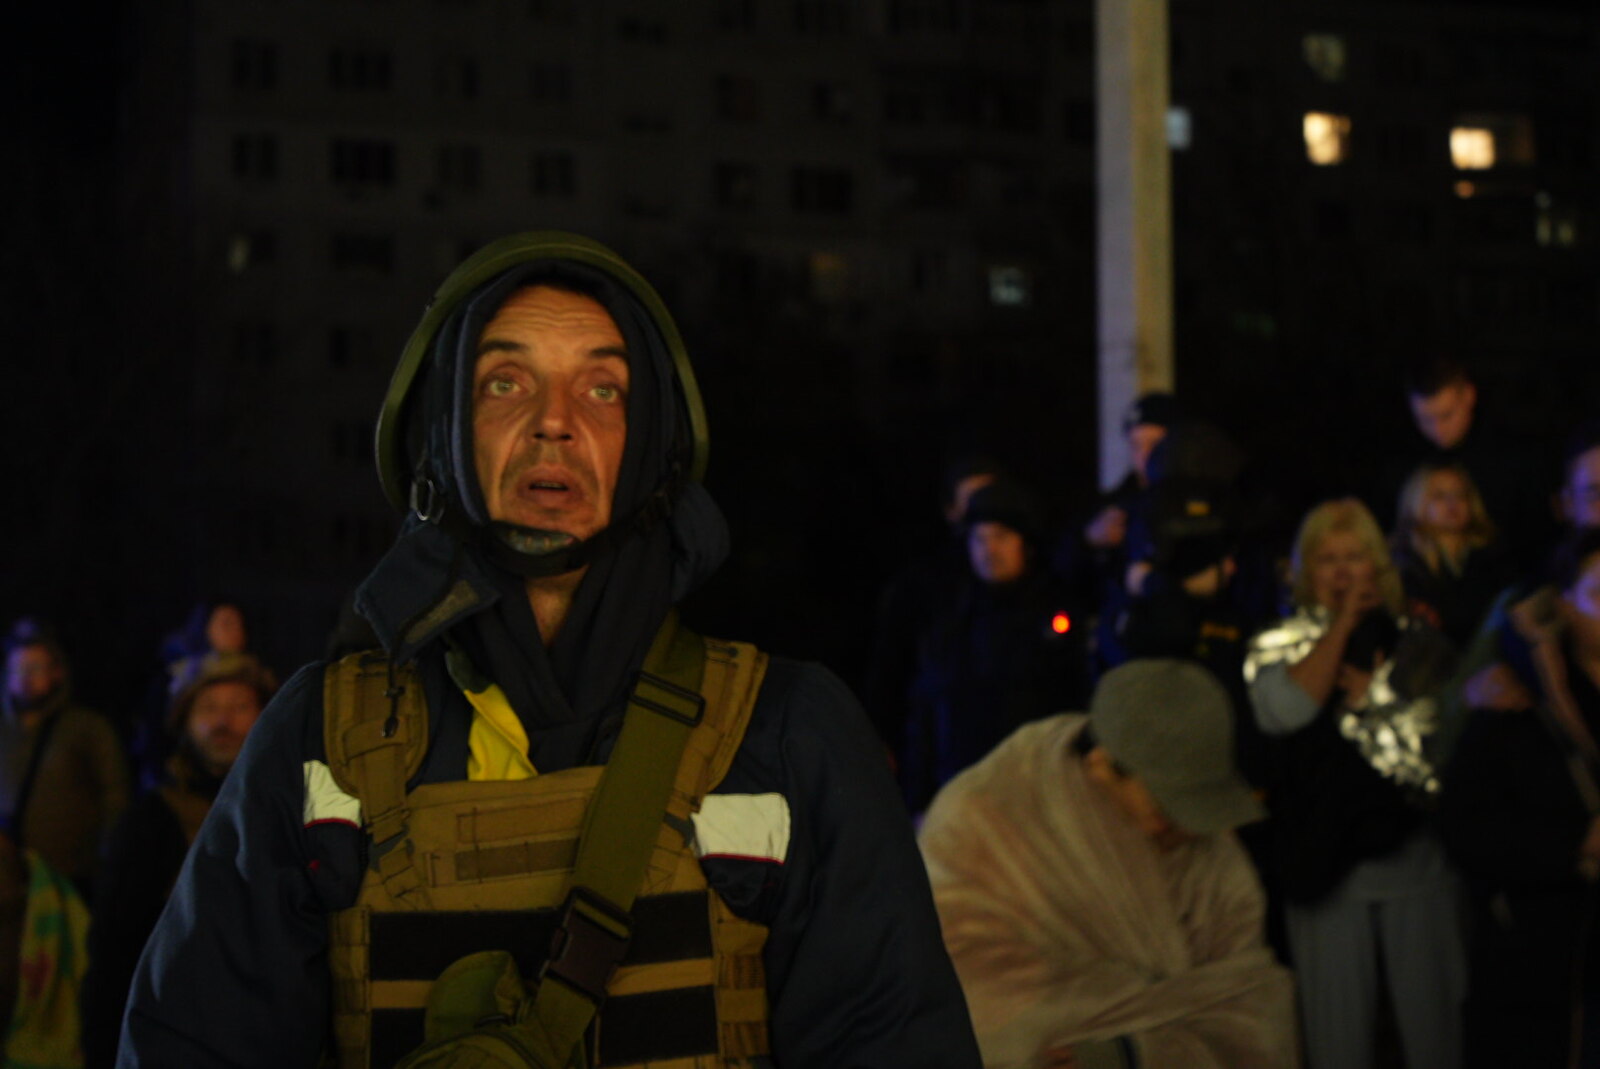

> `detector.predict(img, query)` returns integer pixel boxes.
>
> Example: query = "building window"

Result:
[811,82,853,124]
[1451,113,1535,169]
[1303,112,1352,165]
[437,143,483,195]
[530,62,572,104]
[1535,193,1580,249]
[437,56,481,100]
[617,16,667,42]
[328,47,393,92]
[790,167,853,215]
[231,133,278,181]
[528,0,576,24]
[330,233,395,273]
[885,89,926,127]
[887,157,965,211]
[911,249,948,293]
[1166,107,1192,150]
[1302,34,1347,83]
[232,321,278,366]
[226,231,277,273]
[1375,123,1426,167]
[327,325,377,368]
[713,163,758,210]
[330,139,396,187]
[715,75,762,121]
[231,40,279,91]
[717,0,757,30]
[987,265,1032,308]
[794,0,848,34]
[887,0,967,34]
[530,152,576,197]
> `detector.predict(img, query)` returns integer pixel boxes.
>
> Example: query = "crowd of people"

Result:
[870,359,1600,1068]
[2,222,1596,1069]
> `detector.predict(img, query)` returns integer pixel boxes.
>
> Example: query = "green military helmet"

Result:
[373,231,710,515]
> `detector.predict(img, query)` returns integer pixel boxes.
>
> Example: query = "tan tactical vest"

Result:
[321,638,772,1069]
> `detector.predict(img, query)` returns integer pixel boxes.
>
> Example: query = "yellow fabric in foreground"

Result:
[4,850,89,1069]
[463,684,537,781]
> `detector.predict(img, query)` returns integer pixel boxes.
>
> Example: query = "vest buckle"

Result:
[541,886,633,1004]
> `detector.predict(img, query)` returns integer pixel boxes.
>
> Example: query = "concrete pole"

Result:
[1095,0,1174,490]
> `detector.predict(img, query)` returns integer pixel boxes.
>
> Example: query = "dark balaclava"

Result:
[359,241,728,769]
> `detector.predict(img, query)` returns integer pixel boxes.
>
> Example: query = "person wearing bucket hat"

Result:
[919,660,1294,1069]
[83,651,276,1067]
[122,234,979,1068]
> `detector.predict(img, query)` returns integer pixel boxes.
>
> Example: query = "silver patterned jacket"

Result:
[1245,607,1454,799]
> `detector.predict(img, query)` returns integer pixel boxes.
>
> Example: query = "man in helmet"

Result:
[121,235,980,1067]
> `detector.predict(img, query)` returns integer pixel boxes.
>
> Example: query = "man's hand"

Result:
[1084,506,1127,550]
[1462,663,1536,712]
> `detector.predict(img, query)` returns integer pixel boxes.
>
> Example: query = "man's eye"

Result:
[592,384,622,402]
[484,378,516,397]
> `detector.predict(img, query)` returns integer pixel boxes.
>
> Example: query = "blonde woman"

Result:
[1391,462,1515,648]
[1246,498,1462,1069]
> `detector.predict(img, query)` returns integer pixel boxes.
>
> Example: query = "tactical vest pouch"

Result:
[392,951,577,1069]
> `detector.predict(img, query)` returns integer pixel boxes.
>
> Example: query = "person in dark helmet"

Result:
[120,233,981,1068]
[82,652,276,1068]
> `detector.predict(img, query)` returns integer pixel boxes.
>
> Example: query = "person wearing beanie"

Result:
[901,478,1088,812]
[920,659,1297,1069]
[81,651,277,1068]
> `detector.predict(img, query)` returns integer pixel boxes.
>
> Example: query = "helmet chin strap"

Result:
[421,458,686,580]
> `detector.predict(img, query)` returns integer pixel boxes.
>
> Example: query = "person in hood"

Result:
[119,233,981,1068]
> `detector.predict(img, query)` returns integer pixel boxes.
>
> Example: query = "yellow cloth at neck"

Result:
[464,683,538,781]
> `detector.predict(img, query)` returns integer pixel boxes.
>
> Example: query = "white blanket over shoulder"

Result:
[919,714,1298,1069]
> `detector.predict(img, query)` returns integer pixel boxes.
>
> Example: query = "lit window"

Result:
[1166,106,1192,150]
[1451,112,1535,168]
[988,265,1032,307]
[1302,34,1347,82]
[1450,128,1495,170]
[1303,112,1351,165]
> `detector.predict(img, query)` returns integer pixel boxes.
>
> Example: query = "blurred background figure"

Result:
[920,660,1296,1069]
[1390,461,1515,651]
[136,600,262,789]
[81,651,276,1069]
[0,618,129,1063]
[1379,356,1553,572]
[1560,420,1600,534]
[901,477,1086,814]
[0,619,129,895]
[1054,392,1177,677]
[1441,527,1600,1069]
[865,454,1004,771]
[1245,499,1462,1069]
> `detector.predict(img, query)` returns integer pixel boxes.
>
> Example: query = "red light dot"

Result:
[1051,613,1072,634]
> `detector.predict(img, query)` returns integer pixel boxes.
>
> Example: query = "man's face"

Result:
[1127,423,1167,485]
[472,286,630,541]
[968,521,1027,584]
[1565,447,1600,529]
[186,680,262,776]
[1409,382,1476,450]
[1085,748,1193,851]
[5,645,64,707]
